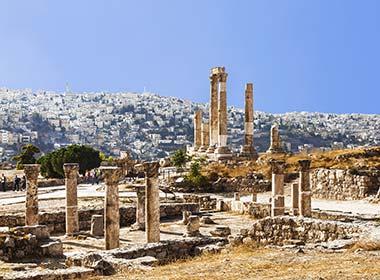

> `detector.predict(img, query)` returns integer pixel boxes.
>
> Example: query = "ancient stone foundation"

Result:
[240,216,361,246]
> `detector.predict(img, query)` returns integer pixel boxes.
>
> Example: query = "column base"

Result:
[266,147,284,154]
[214,146,232,160]
[239,145,258,160]
[206,145,216,154]
[271,207,285,217]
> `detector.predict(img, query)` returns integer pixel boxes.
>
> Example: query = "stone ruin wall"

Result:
[311,168,380,200]
[0,225,63,262]
[239,216,361,246]
[0,203,199,234]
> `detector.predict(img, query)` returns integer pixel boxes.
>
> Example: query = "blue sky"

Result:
[0,0,379,114]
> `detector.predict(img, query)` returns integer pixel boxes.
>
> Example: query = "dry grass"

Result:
[95,245,380,280]
[205,146,380,179]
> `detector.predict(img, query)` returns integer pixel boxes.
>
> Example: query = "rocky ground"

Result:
[96,245,380,280]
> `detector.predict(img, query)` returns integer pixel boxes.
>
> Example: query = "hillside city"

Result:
[0,87,379,162]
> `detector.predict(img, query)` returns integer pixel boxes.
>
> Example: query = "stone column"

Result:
[193,110,202,151]
[270,160,285,217]
[240,83,258,160]
[215,72,231,158]
[207,73,219,153]
[64,163,79,236]
[291,183,299,216]
[24,164,40,226]
[198,122,210,152]
[102,166,122,250]
[131,187,145,230]
[144,162,161,243]
[298,160,312,217]
[267,124,283,154]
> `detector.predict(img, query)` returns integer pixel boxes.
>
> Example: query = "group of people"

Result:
[1,174,27,192]
[84,170,100,185]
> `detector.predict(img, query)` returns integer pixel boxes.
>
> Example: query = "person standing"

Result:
[1,174,6,192]
[21,175,26,191]
[13,175,21,192]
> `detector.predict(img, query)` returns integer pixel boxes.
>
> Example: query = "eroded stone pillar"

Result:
[199,122,210,152]
[298,160,312,217]
[267,124,283,154]
[64,163,79,236]
[215,71,232,159]
[24,164,40,226]
[291,183,299,216]
[270,160,285,217]
[193,110,202,151]
[131,187,145,230]
[240,83,258,160]
[102,166,122,250]
[207,73,219,153]
[143,162,161,243]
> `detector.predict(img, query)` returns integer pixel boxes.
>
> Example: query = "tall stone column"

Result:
[215,72,231,159]
[240,83,258,159]
[298,160,312,217]
[193,110,202,151]
[102,166,122,250]
[136,161,161,243]
[131,186,145,230]
[207,73,219,153]
[24,164,40,226]
[199,122,210,152]
[64,163,79,236]
[270,160,285,217]
[291,183,299,216]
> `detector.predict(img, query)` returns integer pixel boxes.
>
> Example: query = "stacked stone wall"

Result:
[0,203,199,234]
[182,194,217,210]
[241,216,361,245]
[0,225,62,261]
[311,169,380,200]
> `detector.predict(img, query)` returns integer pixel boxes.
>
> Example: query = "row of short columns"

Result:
[270,159,312,217]
[23,161,161,251]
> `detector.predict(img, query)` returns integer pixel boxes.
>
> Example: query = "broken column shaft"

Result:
[144,162,161,243]
[298,160,312,217]
[207,74,219,153]
[102,166,122,250]
[270,160,285,217]
[24,164,40,226]
[64,163,79,236]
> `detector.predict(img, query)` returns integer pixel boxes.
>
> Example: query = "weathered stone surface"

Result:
[91,215,104,237]
[270,160,285,217]
[267,124,283,154]
[24,164,40,226]
[193,110,202,151]
[240,83,258,159]
[241,216,362,246]
[184,216,200,237]
[200,216,216,225]
[182,210,191,225]
[299,160,312,217]
[311,168,380,200]
[101,166,122,250]
[131,187,145,230]
[63,163,79,236]
[2,267,95,280]
[291,183,299,216]
[210,226,231,237]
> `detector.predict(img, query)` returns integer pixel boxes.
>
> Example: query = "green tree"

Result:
[38,145,102,178]
[171,149,188,170]
[13,144,40,170]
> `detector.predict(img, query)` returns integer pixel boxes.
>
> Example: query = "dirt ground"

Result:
[96,245,380,280]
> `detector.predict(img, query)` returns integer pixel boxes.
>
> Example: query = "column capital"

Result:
[100,166,122,186]
[269,160,286,174]
[63,163,79,178]
[298,159,311,172]
[135,161,160,178]
[24,164,40,179]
